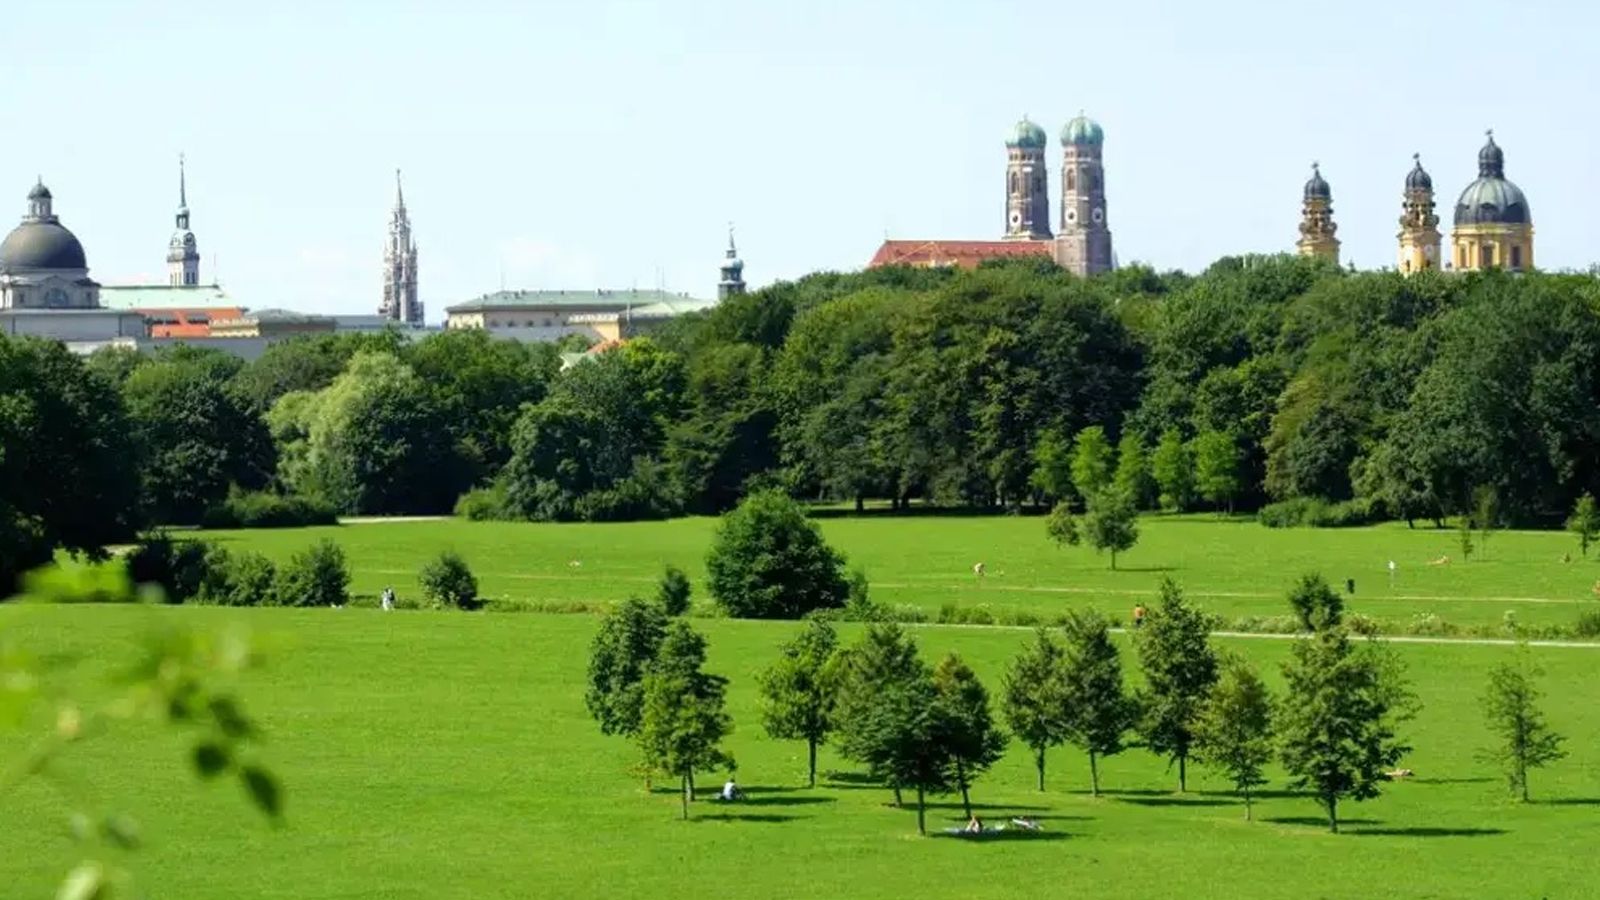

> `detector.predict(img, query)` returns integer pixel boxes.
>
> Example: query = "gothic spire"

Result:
[179,153,188,209]
[395,168,406,213]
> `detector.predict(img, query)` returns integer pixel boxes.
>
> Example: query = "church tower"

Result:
[1397,154,1441,274]
[1003,117,1051,240]
[1296,163,1340,264]
[1053,112,1113,276]
[380,169,422,323]
[166,155,200,286]
[718,226,746,300]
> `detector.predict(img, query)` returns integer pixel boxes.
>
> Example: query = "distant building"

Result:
[210,308,336,339]
[1296,163,1340,264]
[445,288,715,343]
[869,112,1115,276]
[167,155,200,286]
[718,228,746,300]
[1451,131,1533,272]
[1397,155,1442,274]
[380,170,423,324]
[101,283,241,337]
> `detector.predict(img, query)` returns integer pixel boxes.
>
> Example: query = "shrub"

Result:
[454,482,511,521]
[197,549,278,607]
[1287,573,1343,631]
[419,551,481,610]
[840,567,887,622]
[125,533,215,604]
[936,603,996,626]
[274,539,350,607]
[201,489,338,529]
[1259,497,1382,529]
[1226,615,1303,635]
[656,565,691,616]
[705,491,848,619]
[1575,607,1600,639]
[1404,613,1457,637]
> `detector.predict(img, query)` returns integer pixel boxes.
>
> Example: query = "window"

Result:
[1009,172,1019,194]
[1480,244,1493,268]
[1066,168,1077,191]
[1511,245,1523,269]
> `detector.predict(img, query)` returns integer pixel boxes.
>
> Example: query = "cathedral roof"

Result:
[1303,163,1331,201]
[1007,117,1048,149]
[0,222,87,270]
[1454,133,1530,226]
[868,239,1052,269]
[1060,114,1104,147]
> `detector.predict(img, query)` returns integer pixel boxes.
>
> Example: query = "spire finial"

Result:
[179,153,188,207]
[1312,160,1320,173]
[1413,152,1420,163]
[395,168,405,208]
[727,221,736,254]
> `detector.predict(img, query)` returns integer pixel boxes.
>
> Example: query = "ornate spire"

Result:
[725,223,738,259]
[179,153,188,209]
[718,223,746,300]
[395,168,405,212]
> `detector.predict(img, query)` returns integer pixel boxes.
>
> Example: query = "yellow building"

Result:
[1451,131,1533,272]
[1296,163,1339,264]
[1397,154,1442,274]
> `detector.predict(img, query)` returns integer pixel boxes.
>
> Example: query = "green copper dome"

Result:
[1454,132,1530,226]
[1060,113,1104,147]
[1007,117,1048,149]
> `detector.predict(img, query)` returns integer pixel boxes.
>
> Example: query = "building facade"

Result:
[1053,114,1114,276]
[380,170,423,324]
[1451,132,1533,272]
[167,155,200,286]
[1004,117,1052,240]
[1295,163,1340,264]
[718,228,746,300]
[1397,154,1441,274]
[445,289,716,344]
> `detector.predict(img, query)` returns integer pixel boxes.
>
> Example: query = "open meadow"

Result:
[202,514,1600,632]
[2,604,1598,899]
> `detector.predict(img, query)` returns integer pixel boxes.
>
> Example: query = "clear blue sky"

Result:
[2,0,1594,319]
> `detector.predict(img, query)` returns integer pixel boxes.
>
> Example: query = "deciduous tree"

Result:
[1287,572,1343,632]
[1070,426,1114,502]
[1193,656,1274,819]
[932,654,1008,818]
[1002,630,1069,791]
[585,598,669,738]
[638,622,733,819]
[1060,610,1137,796]
[1481,646,1565,802]
[1151,428,1194,512]
[1568,494,1600,558]
[1134,579,1219,792]
[1081,489,1139,569]
[705,491,848,618]
[830,623,924,806]
[757,617,839,787]
[1193,430,1242,514]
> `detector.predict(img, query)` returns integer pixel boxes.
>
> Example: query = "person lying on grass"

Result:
[720,777,743,801]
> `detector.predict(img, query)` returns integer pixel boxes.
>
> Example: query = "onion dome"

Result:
[1060,112,1104,147]
[1303,163,1331,201]
[1454,131,1530,226]
[1007,116,1048,149]
[1405,153,1433,191]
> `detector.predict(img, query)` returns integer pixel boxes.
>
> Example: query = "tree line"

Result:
[587,571,1570,833]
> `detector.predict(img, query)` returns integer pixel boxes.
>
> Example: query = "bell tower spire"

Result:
[718,223,746,299]
[1397,153,1441,274]
[166,153,200,286]
[1295,162,1340,264]
[1003,116,1051,240]
[381,169,422,323]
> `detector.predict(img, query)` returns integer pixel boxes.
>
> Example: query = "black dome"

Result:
[1303,163,1330,201]
[0,222,88,269]
[1405,154,1433,191]
[1478,133,1505,177]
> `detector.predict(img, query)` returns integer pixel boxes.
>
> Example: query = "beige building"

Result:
[444,289,716,343]
[1295,163,1340,264]
[1397,155,1442,274]
[1450,132,1533,272]
[209,308,336,338]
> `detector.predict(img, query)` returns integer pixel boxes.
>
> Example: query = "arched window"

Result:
[1009,172,1019,194]
[1066,168,1077,191]
[1511,245,1523,269]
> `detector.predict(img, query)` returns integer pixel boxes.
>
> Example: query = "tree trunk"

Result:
[916,784,926,835]
[807,737,818,788]
[855,495,865,514]
[1243,787,1253,821]
[1178,754,1187,793]
[681,774,690,821]
[1110,551,1118,571]
[1089,751,1100,797]
[1519,757,1529,803]
[892,783,902,807]
[687,769,696,801]
[1035,746,1046,791]
[957,759,971,819]
[1326,795,1339,834]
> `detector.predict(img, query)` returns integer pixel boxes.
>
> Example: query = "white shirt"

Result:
[722,782,737,800]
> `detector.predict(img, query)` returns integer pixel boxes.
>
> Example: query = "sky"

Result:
[2,0,1596,320]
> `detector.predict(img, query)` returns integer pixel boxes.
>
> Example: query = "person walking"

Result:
[1132,604,1147,629]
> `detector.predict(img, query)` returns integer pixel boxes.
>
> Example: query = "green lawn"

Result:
[2,605,1598,899]
[199,514,1600,630]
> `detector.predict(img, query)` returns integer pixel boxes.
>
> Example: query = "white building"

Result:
[444,289,715,343]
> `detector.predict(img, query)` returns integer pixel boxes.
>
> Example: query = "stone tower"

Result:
[1053,112,1113,276]
[1451,131,1533,272]
[167,155,200,286]
[380,169,422,324]
[1003,117,1051,240]
[718,226,746,300]
[1397,154,1441,274]
[1296,163,1340,264]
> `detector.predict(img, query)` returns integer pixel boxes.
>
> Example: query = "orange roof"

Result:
[587,337,626,355]
[139,306,246,339]
[868,239,1052,269]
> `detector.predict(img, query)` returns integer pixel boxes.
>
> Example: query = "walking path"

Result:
[914,621,1600,650]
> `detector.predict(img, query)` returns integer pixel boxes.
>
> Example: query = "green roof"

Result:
[445,289,713,315]
[100,283,235,310]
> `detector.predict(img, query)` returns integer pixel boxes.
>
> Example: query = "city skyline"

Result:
[1,0,1594,320]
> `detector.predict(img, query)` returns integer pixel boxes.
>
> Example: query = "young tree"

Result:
[1134,578,1219,792]
[656,565,692,616]
[1069,425,1115,502]
[1114,431,1154,509]
[585,598,669,738]
[1277,628,1415,833]
[1002,630,1070,791]
[1287,572,1344,632]
[830,623,924,806]
[757,617,839,787]
[1081,489,1140,570]
[1028,428,1074,504]
[1045,501,1080,549]
[1151,428,1194,512]
[853,674,953,835]
[1193,430,1242,515]
[1473,485,1500,559]
[638,622,733,820]
[1480,646,1566,802]
[1193,656,1274,819]
[932,654,1008,818]
[1567,494,1600,558]
[1060,610,1137,796]
[705,490,849,618]
[1457,516,1475,561]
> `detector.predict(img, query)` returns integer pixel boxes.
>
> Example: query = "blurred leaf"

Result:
[208,696,254,739]
[241,766,282,820]
[68,812,92,843]
[56,862,108,900]
[193,742,230,778]
[100,814,141,851]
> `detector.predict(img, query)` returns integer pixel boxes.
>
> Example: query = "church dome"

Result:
[27,182,51,202]
[0,222,87,270]
[1405,154,1433,191]
[1007,117,1048,149]
[1303,163,1331,201]
[1060,113,1104,147]
[1454,133,1530,226]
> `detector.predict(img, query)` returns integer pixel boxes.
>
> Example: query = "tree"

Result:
[852,674,953,835]
[1277,627,1415,833]
[1193,430,1242,514]
[1114,431,1154,509]
[1473,485,1500,559]
[830,623,924,806]
[585,598,669,738]
[1287,572,1343,632]
[1457,517,1475,561]
[656,565,692,616]
[1568,494,1600,558]
[402,327,556,475]
[1044,501,1080,549]
[1028,428,1074,504]
[272,539,349,608]
[1060,610,1137,796]
[1151,428,1194,512]
[418,551,480,610]
[1069,425,1115,502]
[1002,630,1070,791]
[638,622,733,820]
[1480,646,1565,802]
[705,491,849,618]
[931,654,1008,818]
[1081,489,1139,569]
[757,617,839,787]
[1134,578,1220,791]
[1193,656,1274,819]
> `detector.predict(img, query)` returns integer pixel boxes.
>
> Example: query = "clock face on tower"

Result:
[1008,211,1021,226]
[1091,207,1104,224]
[1065,209,1078,224]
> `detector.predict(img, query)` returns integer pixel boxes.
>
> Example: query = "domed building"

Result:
[1451,131,1533,272]
[1397,154,1442,274]
[1295,162,1340,264]
[1003,116,1052,240]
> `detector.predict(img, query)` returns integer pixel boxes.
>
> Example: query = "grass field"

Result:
[3,604,1599,899]
[200,514,1600,631]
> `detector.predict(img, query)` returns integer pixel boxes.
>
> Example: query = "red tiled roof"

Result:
[868,239,1052,269]
[587,337,626,355]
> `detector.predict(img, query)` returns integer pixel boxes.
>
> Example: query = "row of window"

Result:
[486,318,557,328]
[1006,169,1103,194]
[1457,243,1525,269]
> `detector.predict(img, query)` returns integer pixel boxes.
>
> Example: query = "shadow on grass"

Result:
[1537,798,1600,806]
[1201,789,1310,800]
[1112,566,1176,574]
[1264,816,1379,828]
[929,830,1073,843]
[737,796,835,808]
[1119,796,1235,808]
[697,813,800,824]
[918,802,1049,813]
[1410,777,1493,786]
[1348,827,1505,838]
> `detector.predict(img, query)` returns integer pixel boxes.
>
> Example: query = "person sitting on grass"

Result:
[720,777,742,801]
[964,815,983,834]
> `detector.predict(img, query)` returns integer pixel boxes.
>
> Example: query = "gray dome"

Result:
[1303,163,1330,200]
[1454,177,1530,225]
[1405,154,1432,191]
[0,221,88,270]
